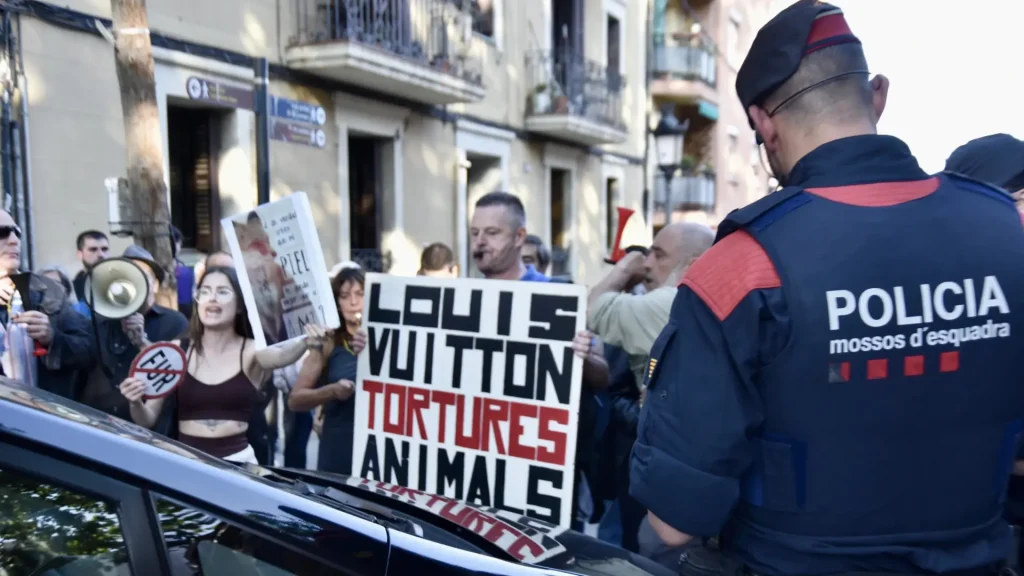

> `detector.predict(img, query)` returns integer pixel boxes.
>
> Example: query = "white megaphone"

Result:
[83,257,150,320]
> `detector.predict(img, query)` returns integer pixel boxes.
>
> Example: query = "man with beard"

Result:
[587,222,714,386]
[72,230,110,302]
[631,2,1024,576]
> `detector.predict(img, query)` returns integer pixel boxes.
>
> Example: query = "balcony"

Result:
[654,171,716,213]
[651,44,718,106]
[523,50,628,146]
[287,0,485,105]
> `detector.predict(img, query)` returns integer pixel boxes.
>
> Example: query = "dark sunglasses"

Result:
[0,225,21,240]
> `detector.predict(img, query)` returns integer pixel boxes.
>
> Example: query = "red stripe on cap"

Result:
[806,178,939,207]
[806,13,853,46]
[680,230,780,321]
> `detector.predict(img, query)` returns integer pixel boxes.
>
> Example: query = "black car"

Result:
[0,380,672,576]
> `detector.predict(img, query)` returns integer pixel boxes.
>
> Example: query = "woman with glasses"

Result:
[288,264,365,474]
[118,266,331,464]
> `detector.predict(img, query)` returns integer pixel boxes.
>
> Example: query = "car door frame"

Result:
[0,436,168,575]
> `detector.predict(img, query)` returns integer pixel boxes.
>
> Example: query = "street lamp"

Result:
[653,104,690,181]
[652,104,689,227]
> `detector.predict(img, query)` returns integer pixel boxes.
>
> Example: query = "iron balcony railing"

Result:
[291,0,483,86]
[525,49,626,131]
[351,248,392,273]
[653,44,716,87]
[654,171,716,212]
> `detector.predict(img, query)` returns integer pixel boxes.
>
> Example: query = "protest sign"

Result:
[343,477,570,563]
[353,274,587,529]
[222,192,340,348]
[129,342,186,399]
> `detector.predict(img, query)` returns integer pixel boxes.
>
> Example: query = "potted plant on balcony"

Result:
[531,84,552,114]
[681,154,698,173]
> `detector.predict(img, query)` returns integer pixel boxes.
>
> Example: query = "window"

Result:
[550,167,571,278]
[726,11,742,68]
[471,0,494,38]
[0,467,131,575]
[154,496,337,575]
[168,105,224,252]
[606,15,621,76]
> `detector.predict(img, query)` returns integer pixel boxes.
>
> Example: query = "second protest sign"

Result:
[353,274,586,529]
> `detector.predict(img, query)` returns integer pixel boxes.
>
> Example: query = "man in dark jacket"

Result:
[78,245,188,435]
[0,210,93,398]
[632,2,1024,575]
[945,133,1024,202]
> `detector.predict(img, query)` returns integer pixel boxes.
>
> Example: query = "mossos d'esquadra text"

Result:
[826,276,1010,355]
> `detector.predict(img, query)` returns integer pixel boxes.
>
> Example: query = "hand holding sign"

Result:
[128,342,187,400]
[119,377,147,404]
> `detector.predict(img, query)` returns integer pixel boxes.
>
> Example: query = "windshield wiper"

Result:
[321,487,422,535]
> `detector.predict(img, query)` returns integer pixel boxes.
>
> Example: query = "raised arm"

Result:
[250,325,331,377]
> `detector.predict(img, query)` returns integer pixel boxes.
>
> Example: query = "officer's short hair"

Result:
[765,43,873,125]
[475,191,526,231]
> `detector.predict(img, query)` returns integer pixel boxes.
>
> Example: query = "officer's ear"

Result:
[870,74,890,123]
[748,105,779,151]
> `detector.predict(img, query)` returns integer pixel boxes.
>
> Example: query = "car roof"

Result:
[0,380,575,575]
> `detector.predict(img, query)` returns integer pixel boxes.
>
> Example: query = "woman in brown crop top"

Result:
[117,266,331,463]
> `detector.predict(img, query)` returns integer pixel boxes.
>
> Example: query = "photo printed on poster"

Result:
[222,192,340,348]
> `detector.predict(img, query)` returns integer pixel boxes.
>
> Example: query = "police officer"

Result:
[629,2,1024,575]
[945,134,1024,204]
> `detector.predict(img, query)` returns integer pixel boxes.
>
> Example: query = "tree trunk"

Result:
[110,0,178,310]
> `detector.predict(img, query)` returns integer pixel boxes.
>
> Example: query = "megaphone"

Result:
[605,206,635,264]
[84,258,150,320]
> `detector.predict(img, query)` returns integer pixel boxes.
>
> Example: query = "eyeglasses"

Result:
[195,287,236,302]
[0,225,22,240]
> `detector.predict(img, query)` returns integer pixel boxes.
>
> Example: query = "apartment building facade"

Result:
[6,0,771,284]
[649,0,772,232]
[7,0,645,285]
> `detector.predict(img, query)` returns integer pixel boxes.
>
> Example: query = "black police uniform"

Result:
[945,134,1024,194]
[629,2,1024,575]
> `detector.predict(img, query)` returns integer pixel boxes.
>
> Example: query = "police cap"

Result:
[944,134,1024,192]
[736,1,861,128]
